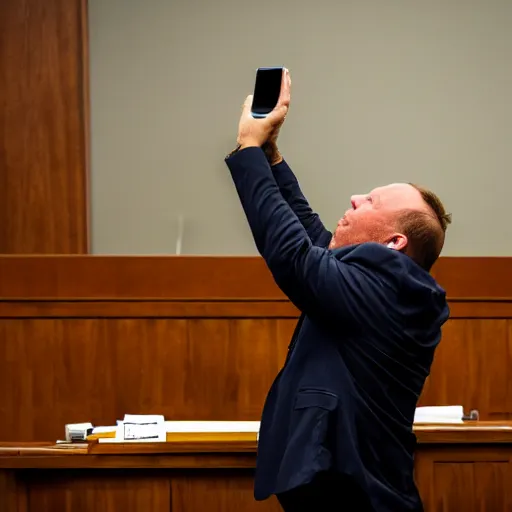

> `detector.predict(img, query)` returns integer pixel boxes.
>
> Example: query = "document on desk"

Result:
[97,420,262,443]
[164,421,260,433]
[414,405,464,424]
[114,414,166,442]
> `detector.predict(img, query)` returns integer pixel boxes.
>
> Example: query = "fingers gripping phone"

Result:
[251,67,284,118]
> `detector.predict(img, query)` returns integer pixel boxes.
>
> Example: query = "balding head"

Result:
[329,183,451,271]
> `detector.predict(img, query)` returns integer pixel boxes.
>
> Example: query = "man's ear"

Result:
[385,234,408,251]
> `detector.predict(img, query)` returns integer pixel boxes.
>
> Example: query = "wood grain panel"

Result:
[0,470,19,512]
[473,462,510,511]
[1,309,510,441]
[0,0,89,253]
[419,319,512,418]
[415,446,512,512]
[0,318,293,441]
[0,256,511,442]
[22,471,170,512]
[431,462,510,511]
[171,473,281,511]
[433,463,474,511]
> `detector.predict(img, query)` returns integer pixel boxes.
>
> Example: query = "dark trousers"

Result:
[276,471,372,512]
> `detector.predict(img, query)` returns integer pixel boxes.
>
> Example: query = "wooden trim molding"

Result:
[0,256,510,300]
[80,0,91,253]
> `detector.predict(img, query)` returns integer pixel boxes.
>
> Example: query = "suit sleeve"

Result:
[225,147,398,326]
[271,159,332,247]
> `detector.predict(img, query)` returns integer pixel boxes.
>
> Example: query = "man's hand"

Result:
[236,69,291,151]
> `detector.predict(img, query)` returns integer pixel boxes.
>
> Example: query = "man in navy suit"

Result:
[225,69,451,511]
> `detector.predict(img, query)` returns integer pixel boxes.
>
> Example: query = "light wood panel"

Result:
[0,0,89,253]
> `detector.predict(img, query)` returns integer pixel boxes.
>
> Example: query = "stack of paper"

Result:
[117,414,166,442]
[94,418,262,443]
[164,421,260,433]
[414,406,464,424]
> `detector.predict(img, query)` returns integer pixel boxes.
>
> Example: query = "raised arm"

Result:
[225,147,394,326]
[270,158,332,247]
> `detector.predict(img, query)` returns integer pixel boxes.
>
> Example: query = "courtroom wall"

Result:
[89,0,512,256]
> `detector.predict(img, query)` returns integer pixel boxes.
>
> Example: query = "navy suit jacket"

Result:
[225,147,450,511]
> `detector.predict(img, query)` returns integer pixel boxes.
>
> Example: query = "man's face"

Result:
[329,183,428,250]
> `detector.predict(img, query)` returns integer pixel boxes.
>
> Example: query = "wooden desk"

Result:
[1,423,511,511]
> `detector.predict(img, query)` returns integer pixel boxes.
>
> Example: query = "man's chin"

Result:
[329,236,346,250]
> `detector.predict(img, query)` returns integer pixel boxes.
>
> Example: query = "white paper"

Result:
[96,421,261,443]
[164,421,260,433]
[414,405,464,424]
[91,426,116,434]
[124,414,165,423]
[98,437,161,444]
[115,414,166,442]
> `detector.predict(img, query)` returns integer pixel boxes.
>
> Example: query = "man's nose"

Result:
[351,195,364,209]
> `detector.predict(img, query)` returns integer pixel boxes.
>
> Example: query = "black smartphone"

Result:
[251,67,284,118]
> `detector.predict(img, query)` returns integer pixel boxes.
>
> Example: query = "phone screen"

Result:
[251,67,283,117]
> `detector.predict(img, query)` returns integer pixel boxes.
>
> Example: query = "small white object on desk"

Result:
[65,422,93,442]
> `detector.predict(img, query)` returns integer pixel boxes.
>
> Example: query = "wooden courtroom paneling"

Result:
[0,255,511,299]
[415,447,512,511]
[23,471,171,512]
[432,462,509,510]
[0,0,89,253]
[171,473,282,512]
[2,428,512,512]
[4,469,283,512]
[0,317,294,440]
[418,319,512,418]
[0,255,511,441]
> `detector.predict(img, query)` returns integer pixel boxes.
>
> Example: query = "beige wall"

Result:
[88,0,512,255]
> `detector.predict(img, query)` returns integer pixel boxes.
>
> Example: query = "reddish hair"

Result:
[396,185,452,271]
